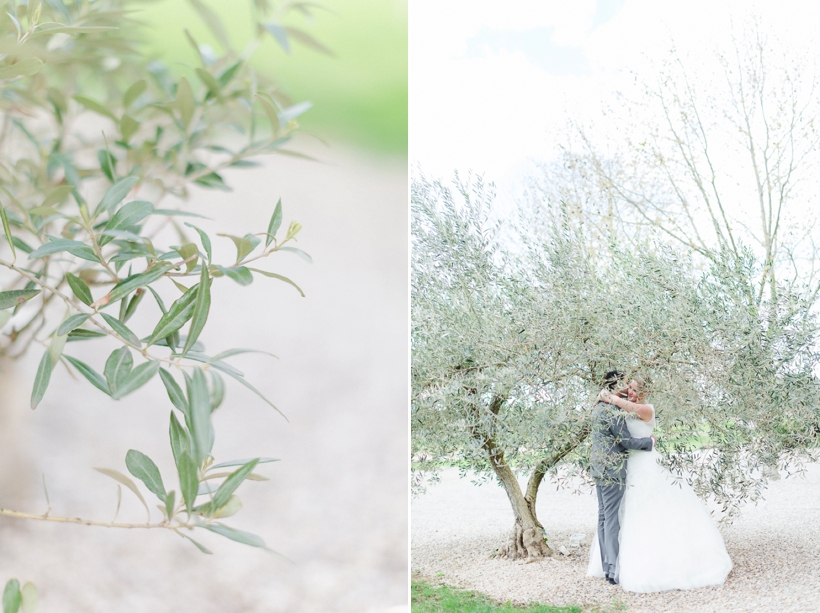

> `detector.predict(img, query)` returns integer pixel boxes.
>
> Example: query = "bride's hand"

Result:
[597,389,612,403]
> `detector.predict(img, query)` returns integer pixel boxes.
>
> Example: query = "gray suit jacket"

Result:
[589,401,654,485]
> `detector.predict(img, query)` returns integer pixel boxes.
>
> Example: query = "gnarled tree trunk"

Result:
[512,421,592,559]
[493,456,551,560]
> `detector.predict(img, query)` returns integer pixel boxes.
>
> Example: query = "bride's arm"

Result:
[600,392,653,422]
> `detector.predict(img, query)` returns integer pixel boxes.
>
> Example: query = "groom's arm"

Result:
[607,411,654,451]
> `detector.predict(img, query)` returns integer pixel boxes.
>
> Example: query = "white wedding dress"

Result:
[586,405,733,592]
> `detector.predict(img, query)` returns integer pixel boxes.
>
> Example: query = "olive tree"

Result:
[530,23,820,304]
[523,19,820,473]
[412,173,820,561]
[0,0,326,605]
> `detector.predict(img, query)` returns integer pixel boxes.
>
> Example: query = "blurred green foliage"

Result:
[141,0,407,154]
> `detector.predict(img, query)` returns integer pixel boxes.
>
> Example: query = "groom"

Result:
[590,370,655,585]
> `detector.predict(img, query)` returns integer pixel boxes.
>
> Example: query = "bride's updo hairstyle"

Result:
[602,369,624,390]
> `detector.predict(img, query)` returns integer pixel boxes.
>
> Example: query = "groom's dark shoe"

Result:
[606,576,617,585]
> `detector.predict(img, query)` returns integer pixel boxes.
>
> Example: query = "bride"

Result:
[586,376,733,592]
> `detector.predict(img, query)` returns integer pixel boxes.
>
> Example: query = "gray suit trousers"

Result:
[596,482,626,580]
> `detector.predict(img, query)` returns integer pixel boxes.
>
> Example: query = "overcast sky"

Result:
[409,0,820,205]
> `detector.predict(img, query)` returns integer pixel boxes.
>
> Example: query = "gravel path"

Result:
[412,466,820,612]
[0,142,407,613]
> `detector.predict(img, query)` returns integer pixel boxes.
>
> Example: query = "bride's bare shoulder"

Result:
[636,403,654,422]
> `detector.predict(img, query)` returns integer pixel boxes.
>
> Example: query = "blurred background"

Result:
[0,1,408,612]
[144,0,408,154]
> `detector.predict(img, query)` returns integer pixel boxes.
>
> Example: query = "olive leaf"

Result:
[104,346,133,394]
[66,273,93,305]
[217,234,255,264]
[182,261,210,356]
[247,268,305,296]
[169,410,192,467]
[199,458,258,516]
[176,77,195,128]
[105,264,172,305]
[125,449,166,501]
[19,582,36,613]
[101,313,141,347]
[57,313,89,336]
[2,579,21,613]
[161,369,190,416]
[177,450,199,513]
[265,198,283,246]
[111,361,160,399]
[73,94,117,121]
[94,176,139,216]
[146,284,199,346]
[184,222,212,263]
[197,520,268,549]
[0,289,39,310]
[213,265,253,285]
[63,355,111,395]
[177,530,212,554]
[123,79,146,108]
[0,58,43,81]
[186,369,212,464]
[94,467,150,521]
[30,351,52,410]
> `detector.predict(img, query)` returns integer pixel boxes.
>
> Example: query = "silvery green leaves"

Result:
[217,233,259,265]
[182,262,210,356]
[0,0,312,357]
[125,449,166,501]
[163,368,209,467]
[59,349,159,401]
[94,467,151,521]
[186,369,213,464]
[213,265,253,285]
[100,264,174,307]
[101,313,141,347]
[195,459,258,517]
[0,290,39,310]
[27,237,97,262]
[412,174,820,525]
[95,421,269,550]
[57,313,90,335]
[197,520,268,549]
[104,347,133,394]
[101,348,160,399]
[112,361,160,399]
[266,199,282,247]
[2,578,37,613]
[99,200,153,246]
[182,350,285,419]
[63,355,110,395]
[133,259,210,354]
[1,579,19,613]
[29,351,52,409]
[65,274,92,305]
[161,369,189,415]
[94,177,138,217]
[0,0,324,563]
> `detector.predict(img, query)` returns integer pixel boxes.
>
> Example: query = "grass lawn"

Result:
[411,580,583,613]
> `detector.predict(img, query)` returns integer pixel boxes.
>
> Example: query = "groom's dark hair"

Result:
[602,369,624,390]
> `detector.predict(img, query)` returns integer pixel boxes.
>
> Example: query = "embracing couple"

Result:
[586,370,733,593]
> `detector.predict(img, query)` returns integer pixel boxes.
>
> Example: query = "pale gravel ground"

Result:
[0,142,408,613]
[412,466,820,613]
